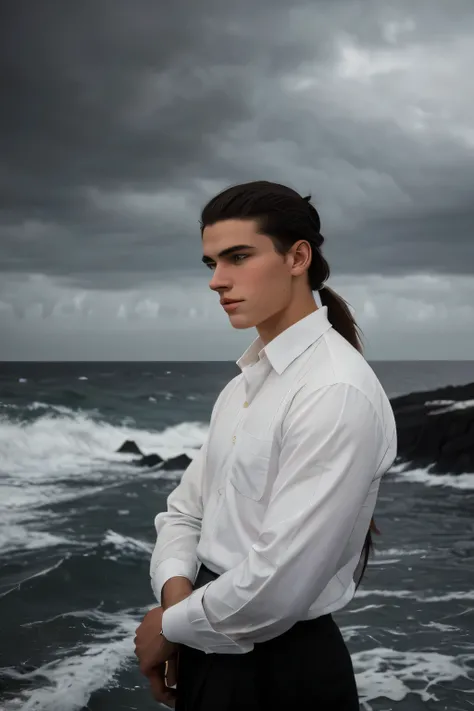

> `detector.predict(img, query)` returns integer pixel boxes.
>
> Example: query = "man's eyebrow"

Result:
[201,244,256,264]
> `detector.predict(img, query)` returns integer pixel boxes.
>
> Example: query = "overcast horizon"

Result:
[1,1,474,361]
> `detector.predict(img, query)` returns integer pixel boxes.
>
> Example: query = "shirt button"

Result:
[232,435,236,444]
[243,401,249,408]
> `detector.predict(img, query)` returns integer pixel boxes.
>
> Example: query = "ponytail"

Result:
[319,285,363,352]
[319,284,379,590]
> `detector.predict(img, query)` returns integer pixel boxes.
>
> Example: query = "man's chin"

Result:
[227,314,255,330]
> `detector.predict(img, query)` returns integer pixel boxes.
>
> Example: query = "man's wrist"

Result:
[161,576,193,611]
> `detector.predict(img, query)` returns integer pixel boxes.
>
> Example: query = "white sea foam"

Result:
[355,588,474,603]
[425,399,457,407]
[427,398,474,414]
[26,401,91,416]
[391,464,474,490]
[103,529,154,558]
[0,481,128,556]
[353,647,473,708]
[0,608,143,711]
[377,547,429,557]
[369,556,399,567]
[0,482,109,510]
[368,547,429,566]
[0,408,207,480]
[347,603,386,614]
[0,408,208,555]
[341,624,368,641]
[0,558,67,599]
[420,621,460,633]
[0,525,74,556]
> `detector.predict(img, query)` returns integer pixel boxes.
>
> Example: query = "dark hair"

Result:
[200,180,379,589]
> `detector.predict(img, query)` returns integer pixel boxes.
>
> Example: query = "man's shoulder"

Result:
[300,339,391,415]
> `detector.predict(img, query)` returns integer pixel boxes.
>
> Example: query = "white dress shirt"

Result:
[150,305,397,655]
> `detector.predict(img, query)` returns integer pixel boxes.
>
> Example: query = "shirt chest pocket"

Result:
[229,429,273,502]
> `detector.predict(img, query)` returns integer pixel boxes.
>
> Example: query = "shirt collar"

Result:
[236,306,332,376]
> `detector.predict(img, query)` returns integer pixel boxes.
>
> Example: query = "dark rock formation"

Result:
[161,453,193,470]
[116,440,191,471]
[117,380,474,477]
[392,381,474,474]
[139,453,164,468]
[117,440,143,456]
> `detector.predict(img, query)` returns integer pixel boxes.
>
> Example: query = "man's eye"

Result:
[206,254,248,270]
[232,254,248,264]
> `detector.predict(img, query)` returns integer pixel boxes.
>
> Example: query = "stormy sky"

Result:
[1,0,474,360]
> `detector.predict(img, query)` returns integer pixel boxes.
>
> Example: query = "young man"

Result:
[134,181,397,710]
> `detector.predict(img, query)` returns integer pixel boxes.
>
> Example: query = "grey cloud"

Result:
[1,271,474,360]
[1,0,474,289]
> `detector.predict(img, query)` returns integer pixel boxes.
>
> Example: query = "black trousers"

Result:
[175,564,360,710]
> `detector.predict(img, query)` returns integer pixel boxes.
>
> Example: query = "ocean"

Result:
[1,360,473,711]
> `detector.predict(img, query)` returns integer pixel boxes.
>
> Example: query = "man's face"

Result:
[202,218,293,331]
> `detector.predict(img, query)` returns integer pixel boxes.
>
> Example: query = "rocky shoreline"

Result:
[391,381,474,475]
[117,381,474,477]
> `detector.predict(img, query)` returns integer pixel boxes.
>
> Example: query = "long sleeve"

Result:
[150,380,236,605]
[161,382,394,654]
[150,438,207,605]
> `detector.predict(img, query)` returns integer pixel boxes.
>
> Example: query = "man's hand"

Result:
[136,585,193,706]
[134,606,177,676]
[147,657,178,709]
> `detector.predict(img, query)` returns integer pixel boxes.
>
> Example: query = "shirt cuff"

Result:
[151,557,197,606]
[161,583,252,655]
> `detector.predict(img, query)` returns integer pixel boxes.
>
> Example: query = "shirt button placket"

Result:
[233,400,249,444]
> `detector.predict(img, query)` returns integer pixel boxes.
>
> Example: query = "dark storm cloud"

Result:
[1,0,474,287]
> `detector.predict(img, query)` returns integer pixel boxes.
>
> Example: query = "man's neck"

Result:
[257,298,318,347]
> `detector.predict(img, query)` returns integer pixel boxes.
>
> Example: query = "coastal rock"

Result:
[162,453,193,471]
[117,440,143,455]
[392,381,474,474]
[116,440,191,470]
[137,453,164,467]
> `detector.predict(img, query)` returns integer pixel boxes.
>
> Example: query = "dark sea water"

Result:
[0,360,473,711]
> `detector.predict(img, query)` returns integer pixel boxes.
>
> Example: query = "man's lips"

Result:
[221,299,244,311]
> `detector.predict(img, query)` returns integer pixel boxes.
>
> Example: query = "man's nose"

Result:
[208,264,232,292]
